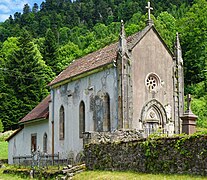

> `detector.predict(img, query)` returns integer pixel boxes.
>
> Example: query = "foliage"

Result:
[155,12,178,50]
[42,28,58,74]
[191,96,207,128]
[0,169,27,180]
[0,165,41,179]
[56,41,82,73]
[0,119,4,132]
[1,0,192,36]
[178,0,207,85]
[0,141,8,160]
[0,30,54,130]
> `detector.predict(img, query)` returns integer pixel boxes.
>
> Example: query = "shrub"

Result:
[0,119,4,133]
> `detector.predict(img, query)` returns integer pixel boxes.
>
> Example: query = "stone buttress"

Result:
[116,20,133,129]
[173,33,184,133]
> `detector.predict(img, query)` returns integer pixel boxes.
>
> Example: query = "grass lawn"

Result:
[0,169,29,180]
[73,171,207,180]
[0,130,14,160]
[0,168,207,180]
[0,141,8,160]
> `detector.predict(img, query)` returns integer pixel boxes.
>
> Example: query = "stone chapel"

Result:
[6,2,184,164]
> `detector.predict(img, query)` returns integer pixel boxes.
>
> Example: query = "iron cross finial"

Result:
[146,1,153,20]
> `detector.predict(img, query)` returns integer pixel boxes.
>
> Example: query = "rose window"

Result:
[145,73,160,92]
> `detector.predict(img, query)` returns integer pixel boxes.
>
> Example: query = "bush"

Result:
[191,96,207,128]
[0,119,4,133]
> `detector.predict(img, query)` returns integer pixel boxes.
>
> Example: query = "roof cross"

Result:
[146,1,153,20]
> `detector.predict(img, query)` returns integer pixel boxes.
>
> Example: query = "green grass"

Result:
[73,171,207,180]
[0,168,206,180]
[0,141,8,160]
[0,130,14,160]
[0,169,29,180]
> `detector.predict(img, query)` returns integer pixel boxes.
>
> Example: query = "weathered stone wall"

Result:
[83,129,143,145]
[131,28,175,130]
[50,67,118,160]
[84,134,207,175]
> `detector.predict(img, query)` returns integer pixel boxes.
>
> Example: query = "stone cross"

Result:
[186,94,191,112]
[146,1,153,20]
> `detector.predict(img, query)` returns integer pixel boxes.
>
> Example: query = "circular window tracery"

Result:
[145,73,161,92]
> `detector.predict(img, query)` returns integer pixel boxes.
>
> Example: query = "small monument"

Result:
[181,94,198,134]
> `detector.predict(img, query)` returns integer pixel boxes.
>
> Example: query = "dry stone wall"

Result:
[84,129,143,144]
[84,134,207,175]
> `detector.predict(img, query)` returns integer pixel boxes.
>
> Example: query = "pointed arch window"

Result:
[59,105,65,140]
[43,133,47,153]
[94,92,111,132]
[79,101,85,138]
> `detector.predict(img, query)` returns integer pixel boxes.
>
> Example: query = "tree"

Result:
[0,119,3,132]
[93,23,109,39]
[125,12,146,36]
[13,12,21,23]
[56,41,82,73]
[0,37,19,130]
[0,37,19,71]
[23,4,31,14]
[42,28,58,74]
[38,16,51,36]
[32,3,39,14]
[59,27,69,45]
[178,0,207,85]
[0,26,10,42]
[155,12,178,50]
[1,30,54,130]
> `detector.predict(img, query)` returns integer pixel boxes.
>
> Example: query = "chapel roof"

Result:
[48,25,153,87]
[48,42,118,87]
[19,95,50,124]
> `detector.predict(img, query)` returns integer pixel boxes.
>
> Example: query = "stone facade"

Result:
[115,25,184,136]
[49,67,118,159]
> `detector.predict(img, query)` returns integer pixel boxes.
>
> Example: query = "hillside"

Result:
[0,0,206,131]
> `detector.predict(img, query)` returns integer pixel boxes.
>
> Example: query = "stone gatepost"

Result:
[181,94,198,135]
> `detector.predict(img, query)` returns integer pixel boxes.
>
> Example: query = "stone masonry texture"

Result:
[84,134,207,175]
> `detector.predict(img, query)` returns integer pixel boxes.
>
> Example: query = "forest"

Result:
[0,0,206,131]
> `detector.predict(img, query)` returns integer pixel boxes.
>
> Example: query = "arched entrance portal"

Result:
[140,99,168,136]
